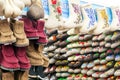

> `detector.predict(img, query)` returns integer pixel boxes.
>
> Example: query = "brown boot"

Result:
[14,70,29,80]
[11,20,29,47]
[2,72,14,80]
[26,41,44,66]
[38,45,49,67]
[0,19,16,44]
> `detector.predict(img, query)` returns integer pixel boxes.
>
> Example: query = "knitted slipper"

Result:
[100,59,107,65]
[99,41,106,46]
[111,40,120,48]
[106,61,114,68]
[94,59,100,65]
[105,68,114,76]
[114,69,120,76]
[98,34,105,41]
[99,64,108,71]
[100,72,108,78]
[104,34,112,42]
[111,31,120,41]
[105,42,111,48]
[87,69,94,76]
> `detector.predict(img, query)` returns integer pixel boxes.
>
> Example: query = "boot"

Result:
[1,45,20,71]
[15,38,29,47]
[20,17,39,39]
[63,0,82,29]
[109,7,120,32]
[45,0,61,29]
[26,41,44,66]
[11,20,29,47]
[38,44,49,67]
[11,20,26,39]
[0,19,16,44]
[80,5,97,34]
[94,9,109,35]
[0,45,3,66]
[37,20,48,44]
[2,71,14,80]
[14,70,29,80]
[14,47,31,70]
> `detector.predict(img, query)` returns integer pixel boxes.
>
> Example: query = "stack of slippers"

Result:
[44,28,120,80]
[66,30,82,80]
[104,30,120,80]
[66,29,94,80]
[79,34,94,80]
[91,31,120,80]
[91,33,107,79]
[43,29,58,79]
[54,31,70,80]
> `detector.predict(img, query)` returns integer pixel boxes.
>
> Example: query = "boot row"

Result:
[0,19,29,47]
[20,17,48,44]
[0,18,48,46]
[0,45,31,71]
[27,41,49,68]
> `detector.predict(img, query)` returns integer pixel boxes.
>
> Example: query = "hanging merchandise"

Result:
[80,4,97,34]
[0,19,16,44]
[45,0,62,29]
[10,19,29,47]
[109,7,120,32]
[21,0,31,7]
[12,0,25,10]
[43,0,120,80]
[92,9,109,35]
[0,0,4,16]
[0,0,32,18]
[6,0,22,18]
[36,20,48,44]
[62,0,82,29]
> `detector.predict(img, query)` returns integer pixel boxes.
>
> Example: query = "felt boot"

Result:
[38,44,49,67]
[11,20,26,39]
[1,45,20,71]
[63,0,82,29]
[94,9,109,35]
[0,45,3,66]
[36,20,48,44]
[15,38,29,47]
[2,71,14,80]
[45,0,62,29]
[11,20,29,47]
[0,19,16,44]
[103,7,120,34]
[20,17,39,39]
[80,5,97,34]
[14,47,31,70]
[14,70,29,80]
[109,7,120,32]
[26,42,44,66]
